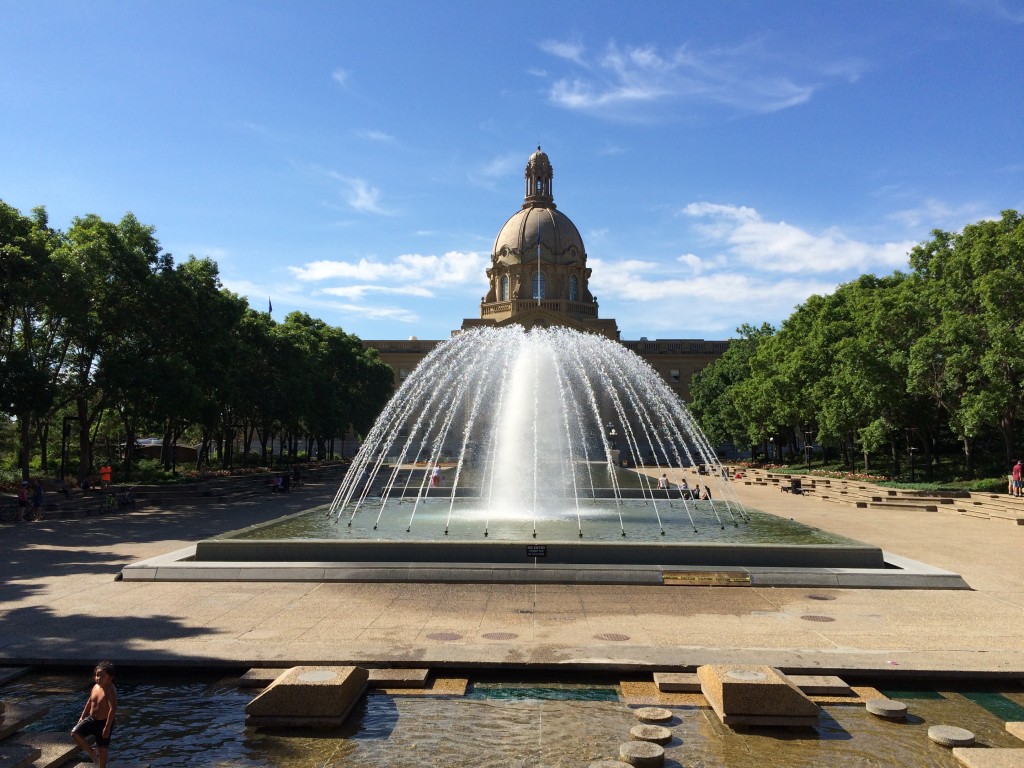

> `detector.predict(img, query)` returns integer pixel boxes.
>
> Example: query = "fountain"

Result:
[183,325,890,583]
[329,325,747,540]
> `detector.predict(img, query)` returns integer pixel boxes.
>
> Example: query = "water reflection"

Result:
[4,671,1023,767]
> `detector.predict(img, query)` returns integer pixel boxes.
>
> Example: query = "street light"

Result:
[60,415,80,482]
[804,427,813,472]
[905,427,918,482]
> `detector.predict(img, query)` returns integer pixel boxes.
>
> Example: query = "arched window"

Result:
[532,271,546,300]
[499,275,509,301]
[568,275,579,302]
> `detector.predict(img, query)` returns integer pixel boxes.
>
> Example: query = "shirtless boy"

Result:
[71,661,117,767]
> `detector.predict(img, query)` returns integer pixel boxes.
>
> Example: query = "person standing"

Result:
[72,661,117,768]
[431,465,441,488]
[30,479,43,521]
[657,473,669,490]
[1013,460,1023,498]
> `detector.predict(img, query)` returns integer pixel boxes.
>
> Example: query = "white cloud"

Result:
[539,38,863,119]
[585,201,919,337]
[538,40,587,66]
[682,202,913,273]
[321,284,434,299]
[355,129,395,142]
[467,153,523,188]
[332,68,350,86]
[290,251,487,290]
[887,198,982,230]
[319,171,392,215]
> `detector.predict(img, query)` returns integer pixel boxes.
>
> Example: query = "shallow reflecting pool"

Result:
[6,670,1023,767]
[225,504,860,546]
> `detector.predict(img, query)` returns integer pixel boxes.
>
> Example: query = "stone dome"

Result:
[492,206,585,267]
[491,146,586,267]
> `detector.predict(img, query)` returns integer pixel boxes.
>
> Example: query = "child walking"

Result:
[72,661,117,767]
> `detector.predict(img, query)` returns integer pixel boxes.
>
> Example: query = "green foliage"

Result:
[0,200,396,480]
[690,210,1024,484]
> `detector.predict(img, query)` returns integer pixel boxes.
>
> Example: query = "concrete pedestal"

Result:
[697,664,819,727]
[245,665,368,727]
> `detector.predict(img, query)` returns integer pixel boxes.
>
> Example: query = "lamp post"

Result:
[905,427,918,482]
[804,427,813,472]
[60,415,80,482]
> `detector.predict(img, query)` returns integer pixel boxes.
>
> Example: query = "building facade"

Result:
[364,148,728,402]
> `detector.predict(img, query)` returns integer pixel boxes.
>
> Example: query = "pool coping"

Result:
[119,546,969,589]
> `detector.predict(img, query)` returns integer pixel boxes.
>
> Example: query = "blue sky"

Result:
[3,1,1023,341]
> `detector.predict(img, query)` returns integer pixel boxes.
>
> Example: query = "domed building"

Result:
[461,147,619,339]
[363,148,727,404]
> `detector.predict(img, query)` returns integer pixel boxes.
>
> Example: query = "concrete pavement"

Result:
[0,470,1022,678]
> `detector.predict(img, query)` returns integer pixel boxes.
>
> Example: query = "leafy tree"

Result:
[909,211,1024,472]
[689,323,774,449]
[0,202,66,477]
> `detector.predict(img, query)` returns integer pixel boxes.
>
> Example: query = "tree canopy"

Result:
[689,210,1024,477]
[0,201,394,480]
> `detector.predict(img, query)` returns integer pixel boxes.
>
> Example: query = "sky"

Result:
[2,1,1023,342]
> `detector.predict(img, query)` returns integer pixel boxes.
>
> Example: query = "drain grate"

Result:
[800,615,836,622]
[594,633,630,641]
[426,632,464,641]
[481,632,519,640]
[807,594,837,601]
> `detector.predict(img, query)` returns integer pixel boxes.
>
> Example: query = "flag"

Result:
[268,297,273,314]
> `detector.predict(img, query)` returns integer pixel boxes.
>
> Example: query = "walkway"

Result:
[0,471,1022,677]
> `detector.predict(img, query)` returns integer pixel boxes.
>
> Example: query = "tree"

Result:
[909,211,1024,473]
[689,323,774,449]
[0,202,67,478]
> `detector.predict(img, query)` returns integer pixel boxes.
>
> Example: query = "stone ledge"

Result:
[952,747,1024,768]
[7,731,84,768]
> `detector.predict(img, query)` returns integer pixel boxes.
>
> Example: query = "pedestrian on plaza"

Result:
[30,479,43,521]
[431,465,441,488]
[657,473,669,490]
[1013,460,1023,498]
[72,661,117,768]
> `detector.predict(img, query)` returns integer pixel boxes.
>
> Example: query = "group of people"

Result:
[15,478,44,522]
[656,473,713,500]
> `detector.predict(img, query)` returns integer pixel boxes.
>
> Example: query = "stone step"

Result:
[366,668,431,689]
[786,675,852,696]
[0,703,48,741]
[856,501,939,512]
[6,731,83,768]
[0,743,41,768]
[237,666,431,690]
[653,672,700,692]
[951,747,1024,767]
[654,672,850,697]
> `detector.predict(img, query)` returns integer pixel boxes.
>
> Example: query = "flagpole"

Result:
[536,225,541,306]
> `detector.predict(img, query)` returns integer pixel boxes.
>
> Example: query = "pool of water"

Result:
[7,670,1023,767]
[224,503,859,546]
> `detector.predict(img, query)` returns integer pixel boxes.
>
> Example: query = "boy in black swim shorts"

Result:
[72,661,117,767]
